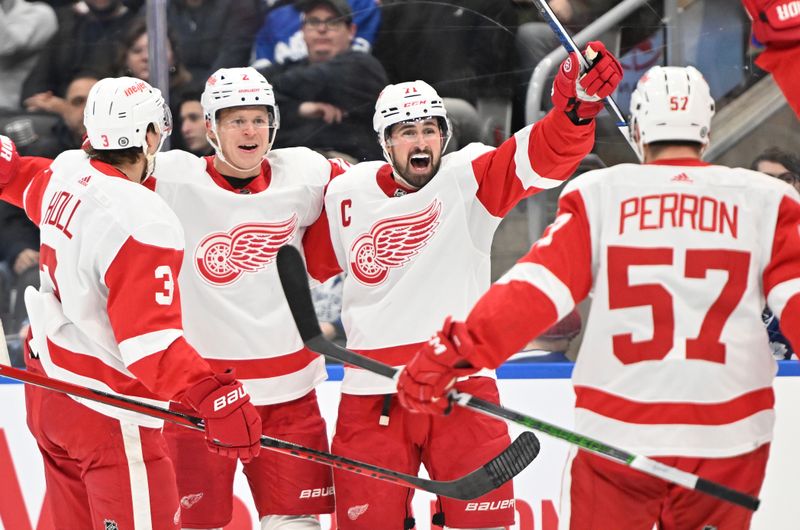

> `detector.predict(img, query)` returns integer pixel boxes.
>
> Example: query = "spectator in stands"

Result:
[260,0,387,161]
[167,0,261,93]
[751,147,798,361]
[116,18,192,96]
[373,0,517,148]
[21,0,139,101]
[178,91,213,156]
[751,146,800,193]
[252,0,380,69]
[114,16,193,139]
[21,71,99,158]
[0,201,39,340]
[0,0,58,111]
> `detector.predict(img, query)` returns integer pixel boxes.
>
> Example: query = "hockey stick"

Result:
[528,0,637,154]
[0,362,539,501]
[276,246,760,511]
[0,319,10,366]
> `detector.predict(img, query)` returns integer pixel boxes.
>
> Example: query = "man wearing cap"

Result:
[258,0,387,161]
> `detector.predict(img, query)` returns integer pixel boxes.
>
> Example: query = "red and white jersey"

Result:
[14,150,215,427]
[151,148,344,404]
[325,110,595,394]
[463,159,800,457]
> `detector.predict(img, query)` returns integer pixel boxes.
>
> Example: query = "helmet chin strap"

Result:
[380,144,421,190]
[392,168,422,190]
[381,134,450,191]
[140,129,167,183]
[206,123,273,174]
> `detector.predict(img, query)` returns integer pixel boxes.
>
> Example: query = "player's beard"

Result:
[394,147,441,189]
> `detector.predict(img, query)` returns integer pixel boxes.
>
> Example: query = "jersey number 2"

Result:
[607,246,750,365]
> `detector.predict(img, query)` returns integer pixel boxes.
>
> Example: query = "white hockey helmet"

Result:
[84,76,172,151]
[201,67,280,133]
[629,66,715,161]
[373,80,451,157]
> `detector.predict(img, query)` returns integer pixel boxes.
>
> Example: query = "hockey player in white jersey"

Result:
[3,67,342,530]
[0,78,262,529]
[323,42,622,529]
[397,66,800,530]
[151,67,344,530]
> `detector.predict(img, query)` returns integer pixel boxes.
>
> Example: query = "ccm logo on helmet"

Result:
[124,81,148,97]
[299,486,334,499]
[465,499,515,512]
[213,387,246,411]
[403,100,428,107]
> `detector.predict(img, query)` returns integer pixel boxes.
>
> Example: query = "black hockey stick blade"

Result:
[276,245,323,342]
[276,245,760,512]
[0,363,537,500]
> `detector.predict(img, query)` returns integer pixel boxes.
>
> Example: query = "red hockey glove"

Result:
[397,318,479,415]
[551,41,623,124]
[183,369,262,462]
[0,135,20,189]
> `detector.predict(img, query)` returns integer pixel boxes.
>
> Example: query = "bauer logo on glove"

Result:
[213,385,247,412]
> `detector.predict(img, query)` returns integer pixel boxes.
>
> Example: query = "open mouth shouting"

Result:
[409,151,432,174]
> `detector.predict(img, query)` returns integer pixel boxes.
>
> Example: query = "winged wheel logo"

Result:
[349,200,441,286]
[195,215,298,285]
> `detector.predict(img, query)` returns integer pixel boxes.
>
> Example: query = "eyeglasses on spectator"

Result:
[302,16,348,31]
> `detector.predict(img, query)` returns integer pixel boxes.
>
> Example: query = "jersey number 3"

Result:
[608,246,750,365]
[154,265,174,305]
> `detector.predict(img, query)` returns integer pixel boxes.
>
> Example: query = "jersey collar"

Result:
[204,156,272,193]
[646,158,711,167]
[376,164,418,197]
[89,159,136,182]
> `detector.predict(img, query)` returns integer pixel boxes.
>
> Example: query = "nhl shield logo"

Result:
[104,520,119,530]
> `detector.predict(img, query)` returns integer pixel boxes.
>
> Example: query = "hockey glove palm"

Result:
[397,317,479,415]
[0,135,20,189]
[551,41,623,124]
[183,369,262,462]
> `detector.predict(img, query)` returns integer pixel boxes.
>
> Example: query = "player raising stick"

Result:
[397,66,800,529]
[321,42,622,530]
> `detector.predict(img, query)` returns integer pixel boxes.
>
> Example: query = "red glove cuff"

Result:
[427,317,479,372]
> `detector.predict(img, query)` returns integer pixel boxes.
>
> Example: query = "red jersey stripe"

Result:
[574,385,775,425]
[47,338,165,400]
[205,348,320,379]
[350,342,426,367]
